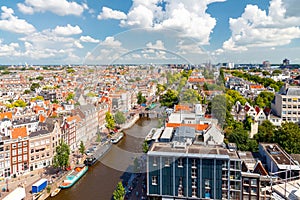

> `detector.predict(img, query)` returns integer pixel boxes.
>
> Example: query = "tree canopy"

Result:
[53,141,70,169]
[113,181,125,200]
[105,111,115,131]
[137,91,147,105]
[180,89,201,104]
[79,141,85,155]
[254,91,274,108]
[114,111,126,124]
[159,89,179,108]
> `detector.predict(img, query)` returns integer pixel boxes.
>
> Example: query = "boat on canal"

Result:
[84,143,111,166]
[111,132,124,144]
[60,164,88,189]
[50,188,61,197]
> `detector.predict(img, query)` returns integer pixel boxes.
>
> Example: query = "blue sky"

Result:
[0,0,299,65]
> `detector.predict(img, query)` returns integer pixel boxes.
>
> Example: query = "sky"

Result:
[0,0,300,65]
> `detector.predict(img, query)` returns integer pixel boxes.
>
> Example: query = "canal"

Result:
[51,118,158,200]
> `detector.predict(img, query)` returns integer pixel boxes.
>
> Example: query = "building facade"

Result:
[147,143,242,200]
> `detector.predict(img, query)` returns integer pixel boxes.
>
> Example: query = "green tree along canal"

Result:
[51,118,158,200]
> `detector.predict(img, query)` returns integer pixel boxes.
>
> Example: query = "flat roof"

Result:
[260,143,300,170]
[160,127,173,140]
[149,142,240,159]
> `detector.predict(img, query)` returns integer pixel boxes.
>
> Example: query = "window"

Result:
[178,158,183,167]
[165,157,170,167]
[293,105,297,109]
[23,148,27,153]
[12,150,16,156]
[18,149,22,154]
[283,98,286,101]
[205,179,210,188]
[288,98,292,102]
[23,155,27,161]
[192,168,197,178]
[31,156,34,161]
[192,188,197,197]
[18,155,22,162]
[192,179,197,188]
[18,142,22,147]
[12,144,16,149]
[12,157,16,163]
[192,159,197,168]
[152,176,157,185]
[153,157,157,166]
[288,105,292,108]
[283,105,286,108]
[23,141,27,146]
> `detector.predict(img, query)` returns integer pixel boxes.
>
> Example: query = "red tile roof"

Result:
[166,123,209,131]
[11,127,27,139]
[0,112,12,120]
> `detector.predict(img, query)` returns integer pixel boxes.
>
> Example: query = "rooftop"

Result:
[149,142,239,159]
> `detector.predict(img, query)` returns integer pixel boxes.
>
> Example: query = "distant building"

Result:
[283,58,290,66]
[263,60,271,68]
[271,83,300,123]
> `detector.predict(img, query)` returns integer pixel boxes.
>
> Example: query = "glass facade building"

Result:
[147,143,242,200]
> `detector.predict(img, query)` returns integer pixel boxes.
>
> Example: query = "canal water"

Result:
[51,118,158,200]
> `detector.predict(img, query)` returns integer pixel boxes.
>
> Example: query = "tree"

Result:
[142,141,149,153]
[114,111,126,124]
[227,129,250,151]
[23,89,31,94]
[159,89,179,108]
[274,122,300,154]
[12,100,27,107]
[156,84,166,95]
[137,91,147,105]
[36,76,44,81]
[180,89,201,104]
[30,96,44,101]
[113,181,125,200]
[211,95,227,127]
[254,91,274,108]
[105,111,115,132]
[79,141,85,155]
[53,141,70,169]
[66,93,75,101]
[30,83,40,91]
[254,120,275,143]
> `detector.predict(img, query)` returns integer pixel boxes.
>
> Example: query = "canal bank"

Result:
[51,117,158,200]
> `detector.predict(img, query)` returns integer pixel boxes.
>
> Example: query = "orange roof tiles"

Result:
[174,105,191,112]
[11,127,27,139]
[0,112,12,120]
[188,77,205,83]
[250,85,263,89]
[66,115,81,123]
[166,123,209,131]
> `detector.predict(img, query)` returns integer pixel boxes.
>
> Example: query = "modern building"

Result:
[271,84,300,123]
[147,143,242,200]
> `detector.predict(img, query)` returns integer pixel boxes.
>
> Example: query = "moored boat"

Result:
[84,143,111,166]
[60,164,88,189]
[111,132,124,144]
[50,188,61,197]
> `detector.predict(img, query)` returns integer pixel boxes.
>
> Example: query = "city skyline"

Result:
[0,0,300,65]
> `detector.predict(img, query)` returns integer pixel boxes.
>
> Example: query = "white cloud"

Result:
[18,0,87,16]
[100,36,122,47]
[17,3,34,14]
[0,40,20,57]
[19,29,80,60]
[80,36,100,43]
[176,40,204,55]
[74,40,83,48]
[0,6,36,34]
[118,0,225,44]
[97,7,127,20]
[223,0,300,51]
[53,24,82,36]
[146,40,165,50]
